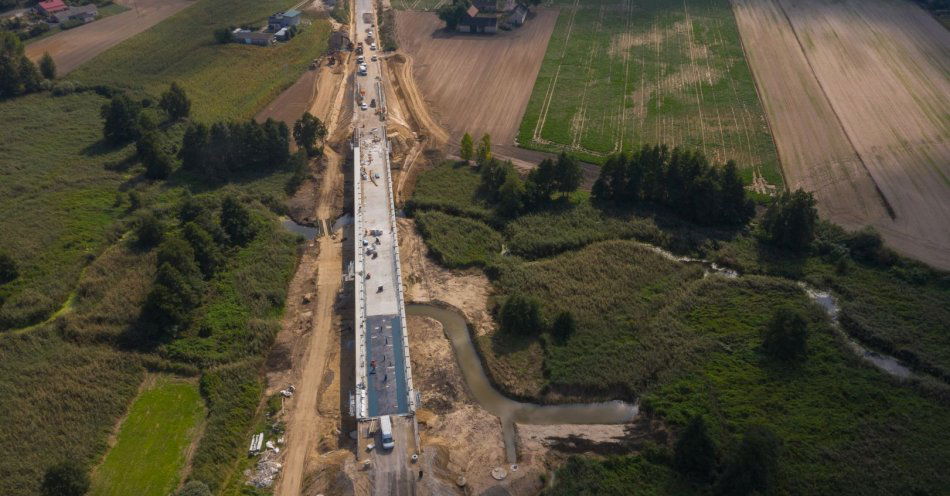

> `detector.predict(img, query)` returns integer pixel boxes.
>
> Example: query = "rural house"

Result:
[232,29,276,46]
[35,0,68,17]
[268,9,302,30]
[53,4,99,24]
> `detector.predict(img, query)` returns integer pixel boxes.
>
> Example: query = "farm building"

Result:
[35,0,68,16]
[457,0,530,33]
[52,4,98,24]
[232,29,276,46]
[268,9,302,30]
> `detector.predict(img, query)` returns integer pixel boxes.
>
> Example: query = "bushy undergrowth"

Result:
[406,161,493,221]
[505,202,667,259]
[0,330,143,495]
[415,210,501,268]
[190,360,263,492]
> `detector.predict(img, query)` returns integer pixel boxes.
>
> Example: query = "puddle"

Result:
[406,304,638,463]
[280,217,320,240]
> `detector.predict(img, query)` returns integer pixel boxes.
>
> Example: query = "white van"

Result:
[379,415,395,450]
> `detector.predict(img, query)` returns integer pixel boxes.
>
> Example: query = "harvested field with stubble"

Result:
[395,9,559,147]
[518,0,780,187]
[733,0,950,270]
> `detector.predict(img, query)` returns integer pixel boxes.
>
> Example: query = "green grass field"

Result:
[409,162,950,493]
[518,0,780,187]
[72,0,331,122]
[90,377,204,496]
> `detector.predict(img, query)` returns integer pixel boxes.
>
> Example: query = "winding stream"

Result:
[404,242,918,463]
[406,304,639,463]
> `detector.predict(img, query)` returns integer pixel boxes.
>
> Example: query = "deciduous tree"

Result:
[292,112,327,157]
[500,293,541,335]
[220,195,256,245]
[460,132,474,163]
[38,51,55,80]
[160,82,191,120]
[100,94,141,144]
[476,133,492,168]
[762,189,818,252]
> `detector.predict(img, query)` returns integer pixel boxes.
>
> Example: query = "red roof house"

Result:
[37,0,69,16]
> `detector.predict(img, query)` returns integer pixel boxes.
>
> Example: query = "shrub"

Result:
[500,293,542,335]
[673,415,717,481]
[213,26,233,44]
[135,211,164,247]
[551,311,576,343]
[41,460,89,496]
[762,306,808,361]
[0,252,17,284]
[177,480,211,496]
[716,426,781,496]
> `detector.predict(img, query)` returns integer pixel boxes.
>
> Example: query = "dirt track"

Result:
[733,0,950,269]
[25,0,193,75]
[395,10,558,146]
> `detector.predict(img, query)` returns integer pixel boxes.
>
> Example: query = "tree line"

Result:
[1,32,56,98]
[592,144,754,227]
[460,132,583,217]
[99,83,326,186]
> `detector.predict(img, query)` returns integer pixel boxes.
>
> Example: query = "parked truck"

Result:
[379,415,395,450]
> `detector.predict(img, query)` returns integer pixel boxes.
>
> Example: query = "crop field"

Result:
[72,0,332,122]
[25,0,192,75]
[90,377,205,496]
[733,0,950,270]
[518,0,780,187]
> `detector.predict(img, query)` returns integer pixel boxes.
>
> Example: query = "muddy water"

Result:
[280,217,320,240]
[406,304,638,463]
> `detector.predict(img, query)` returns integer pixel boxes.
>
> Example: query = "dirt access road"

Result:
[395,9,558,147]
[733,0,950,269]
[25,0,194,75]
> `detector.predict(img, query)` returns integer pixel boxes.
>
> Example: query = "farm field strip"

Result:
[517,0,780,186]
[733,0,950,269]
